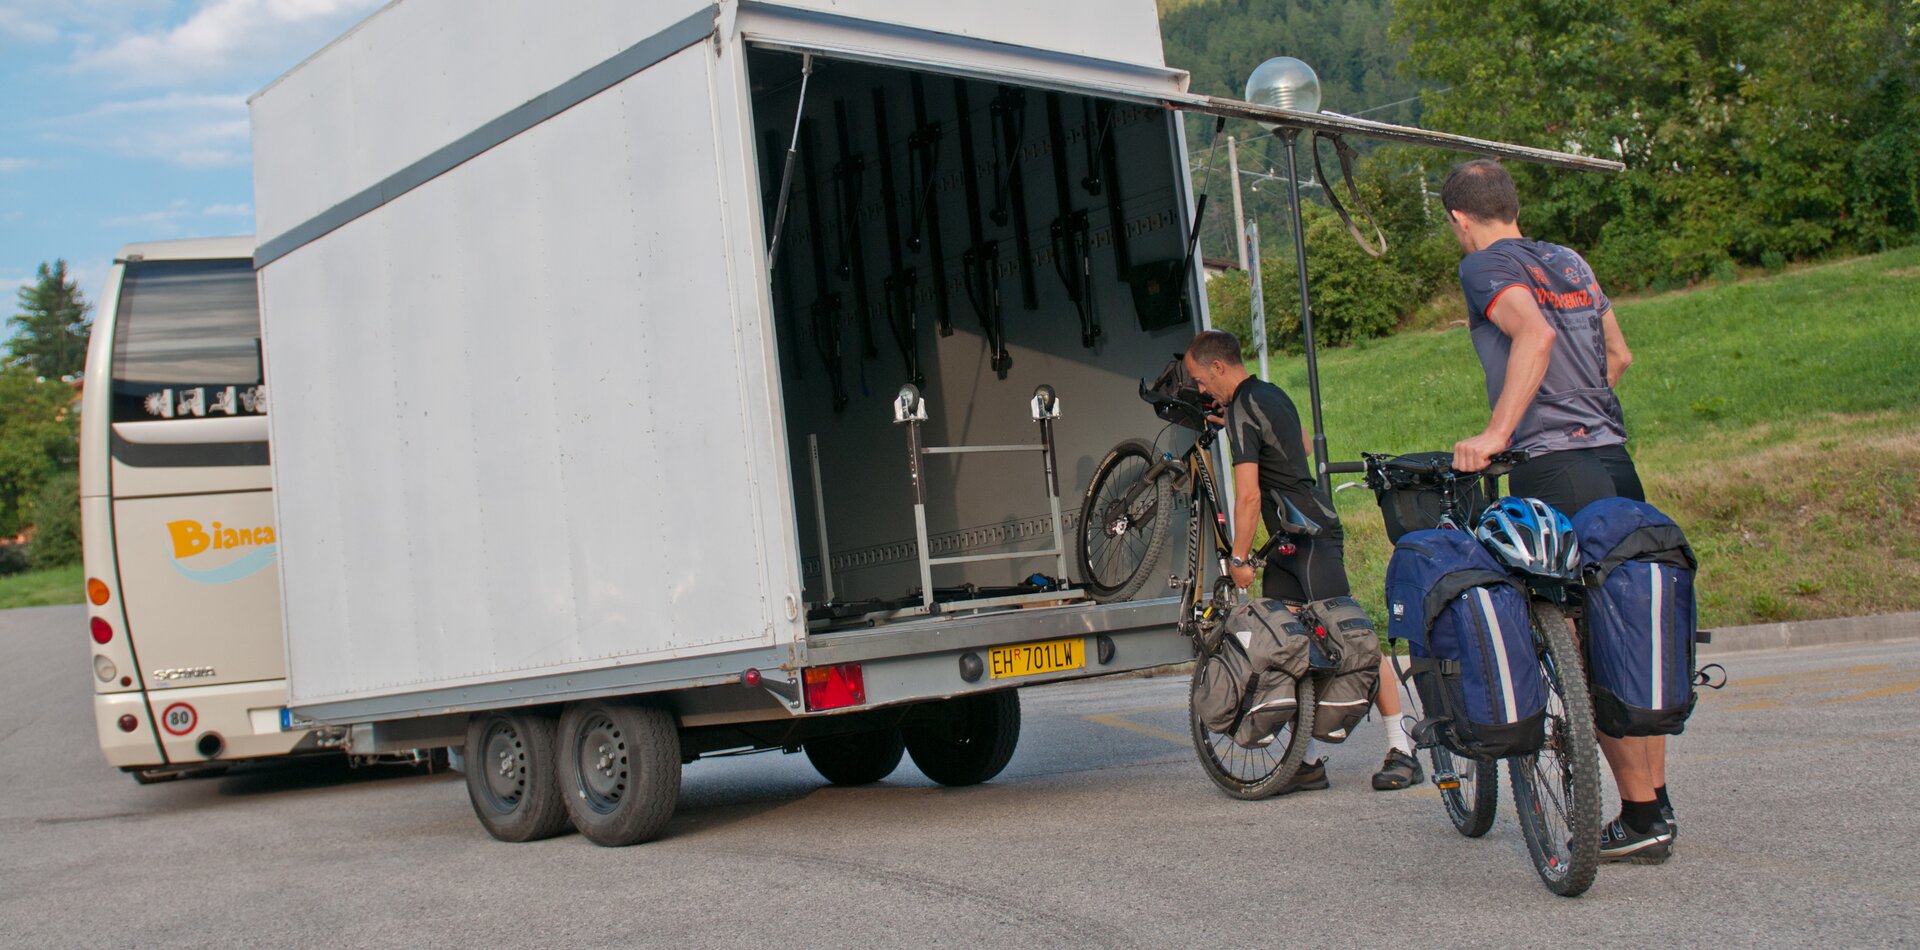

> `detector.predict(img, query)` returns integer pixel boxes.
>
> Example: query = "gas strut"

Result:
[799,119,849,412]
[989,87,1039,310]
[832,100,877,360]
[1046,93,1100,349]
[1092,100,1132,276]
[906,74,953,337]
[954,80,1012,378]
[763,129,804,379]
[870,86,924,387]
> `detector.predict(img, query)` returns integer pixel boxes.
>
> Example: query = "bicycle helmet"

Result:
[1475,496,1580,579]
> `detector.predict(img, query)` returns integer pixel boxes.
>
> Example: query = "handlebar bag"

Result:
[1369,452,1490,543]
[1385,529,1547,758]
[1302,596,1382,743]
[1572,497,1700,738]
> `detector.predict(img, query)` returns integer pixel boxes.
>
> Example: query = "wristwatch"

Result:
[1230,556,1251,568]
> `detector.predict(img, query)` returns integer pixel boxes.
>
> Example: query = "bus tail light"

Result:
[117,715,139,733]
[94,655,117,682]
[90,617,113,644]
[802,664,866,711]
[88,578,111,605]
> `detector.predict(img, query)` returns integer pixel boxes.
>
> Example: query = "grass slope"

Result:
[1267,247,1920,627]
[0,564,83,611]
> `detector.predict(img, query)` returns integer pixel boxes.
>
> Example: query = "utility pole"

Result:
[1248,222,1268,381]
[1227,136,1249,273]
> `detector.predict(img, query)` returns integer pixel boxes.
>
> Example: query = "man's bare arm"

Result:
[1232,462,1262,560]
[1601,307,1632,388]
[1454,290,1556,471]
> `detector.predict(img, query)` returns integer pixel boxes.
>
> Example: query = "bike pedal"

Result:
[1434,773,1461,790]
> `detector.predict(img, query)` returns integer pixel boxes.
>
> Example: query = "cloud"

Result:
[70,0,385,88]
[48,92,250,168]
[0,158,37,173]
[0,6,58,44]
[202,202,251,216]
[104,198,193,231]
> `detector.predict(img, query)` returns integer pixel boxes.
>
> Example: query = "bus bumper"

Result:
[96,680,326,769]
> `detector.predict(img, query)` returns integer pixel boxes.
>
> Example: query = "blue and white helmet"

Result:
[1476,496,1580,579]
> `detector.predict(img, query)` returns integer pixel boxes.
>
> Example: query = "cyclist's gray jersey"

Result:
[1459,238,1626,456]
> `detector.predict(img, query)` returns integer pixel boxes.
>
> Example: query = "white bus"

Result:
[80,236,323,782]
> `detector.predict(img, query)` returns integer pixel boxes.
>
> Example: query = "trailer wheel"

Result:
[556,701,681,847]
[464,710,572,842]
[904,690,1021,786]
[804,727,906,786]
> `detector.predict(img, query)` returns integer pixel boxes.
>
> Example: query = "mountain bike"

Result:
[1076,384,1326,799]
[1352,450,1603,897]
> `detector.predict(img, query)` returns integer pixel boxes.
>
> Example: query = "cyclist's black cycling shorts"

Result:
[1508,443,1645,517]
[1262,531,1350,603]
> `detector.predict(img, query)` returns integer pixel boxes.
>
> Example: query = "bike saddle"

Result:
[1270,493,1325,538]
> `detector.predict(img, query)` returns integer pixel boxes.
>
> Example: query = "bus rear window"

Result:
[111,258,264,423]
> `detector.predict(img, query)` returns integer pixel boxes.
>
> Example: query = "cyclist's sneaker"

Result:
[1276,758,1329,795]
[1599,816,1672,864]
[1660,805,1678,846]
[1371,749,1423,790]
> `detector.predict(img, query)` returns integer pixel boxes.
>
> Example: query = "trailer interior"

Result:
[747,49,1203,633]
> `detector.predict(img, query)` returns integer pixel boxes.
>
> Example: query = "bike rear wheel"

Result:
[1077,439,1172,602]
[1189,665,1315,800]
[1508,600,1603,897]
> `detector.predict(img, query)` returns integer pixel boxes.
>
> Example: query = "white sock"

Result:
[1305,739,1325,765]
[1381,712,1414,757]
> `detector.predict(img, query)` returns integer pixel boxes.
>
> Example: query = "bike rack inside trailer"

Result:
[806,383,1086,631]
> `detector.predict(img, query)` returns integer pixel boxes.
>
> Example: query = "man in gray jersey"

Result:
[1441,159,1671,864]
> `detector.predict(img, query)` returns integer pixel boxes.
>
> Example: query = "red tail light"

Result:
[90,617,113,644]
[117,715,138,732]
[802,663,866,711]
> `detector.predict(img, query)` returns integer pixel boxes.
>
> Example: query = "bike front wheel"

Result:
[1189,666,1315,800]
[1508,600,1604,897]
[1402,677,1499,837]
[1076,439,1172,602]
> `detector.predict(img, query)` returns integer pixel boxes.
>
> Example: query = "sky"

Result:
[0,0,388,321]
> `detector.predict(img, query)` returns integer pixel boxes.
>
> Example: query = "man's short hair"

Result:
[1440,159,1519,224]
[1186,329,1242,367]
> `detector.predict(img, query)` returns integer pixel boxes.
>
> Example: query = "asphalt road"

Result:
[3,604,1917,948]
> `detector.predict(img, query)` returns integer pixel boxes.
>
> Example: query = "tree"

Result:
[8,260,91,380]
[0,367,77,539]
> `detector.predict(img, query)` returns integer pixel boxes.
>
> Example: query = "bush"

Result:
[26,470,80,570]
[0,544,26,577]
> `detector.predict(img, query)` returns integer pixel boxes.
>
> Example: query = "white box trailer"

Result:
[250,0,1616,844]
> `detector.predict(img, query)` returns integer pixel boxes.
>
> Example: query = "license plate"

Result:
[279,708,321,731]
[988,638,1085,680]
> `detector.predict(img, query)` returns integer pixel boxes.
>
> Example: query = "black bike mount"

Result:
[1045,93,1101,350]
[832,99,878,361]
[798,120,849,413]
[870,86,925,388]
[955,80,1012,378]
[989,86,1039,310]
[906,74,953,338]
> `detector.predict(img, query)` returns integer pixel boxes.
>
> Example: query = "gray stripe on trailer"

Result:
[254,5,719,268]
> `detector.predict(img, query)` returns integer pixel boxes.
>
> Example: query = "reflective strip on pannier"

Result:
[1572,497,1701,738]
[1474,587,1520,723]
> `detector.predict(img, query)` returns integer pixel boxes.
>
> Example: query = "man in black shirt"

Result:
[1182,329,1420,792]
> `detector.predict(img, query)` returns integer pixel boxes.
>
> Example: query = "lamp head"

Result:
[1244,57,1322,127]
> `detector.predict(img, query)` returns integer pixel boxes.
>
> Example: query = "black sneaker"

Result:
[1276,758,1330,795]
[1599,815,1672,864]
[1372,749,1423,790]
[1660,805,1678,847]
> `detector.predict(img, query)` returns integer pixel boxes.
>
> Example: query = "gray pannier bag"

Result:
[1193,599,1312,748]
[1304,596,1382,743]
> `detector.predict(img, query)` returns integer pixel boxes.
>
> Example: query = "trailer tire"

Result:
[464,710,573,843]
[904,690,1021,786]
[804,728,907,786]
[556,701,681,847]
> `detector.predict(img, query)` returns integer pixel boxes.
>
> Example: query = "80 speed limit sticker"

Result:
[161,702,197,736]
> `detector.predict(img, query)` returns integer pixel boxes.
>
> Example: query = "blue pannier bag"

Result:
[1573,497,1700,738]
[1385,529,1547,759]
